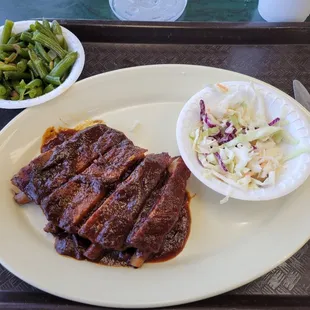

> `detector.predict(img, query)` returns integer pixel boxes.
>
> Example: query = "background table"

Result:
[1,0,309,24]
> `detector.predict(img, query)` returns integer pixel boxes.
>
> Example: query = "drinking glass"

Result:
[109,0,188,21]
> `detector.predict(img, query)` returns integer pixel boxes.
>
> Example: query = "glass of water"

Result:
[109,0,188,22]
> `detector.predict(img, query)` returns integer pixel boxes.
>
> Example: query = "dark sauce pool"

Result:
[96,194,191,267]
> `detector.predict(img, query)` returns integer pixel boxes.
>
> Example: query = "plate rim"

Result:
[0,64,310,308]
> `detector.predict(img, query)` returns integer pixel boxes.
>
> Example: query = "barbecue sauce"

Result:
[54,193,191,267]
[41,127,77,153]
[96,193,191,267]
[41,120,104,153]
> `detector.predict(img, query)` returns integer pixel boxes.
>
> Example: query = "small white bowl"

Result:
[0,20,85,109]
[176,81,310,201]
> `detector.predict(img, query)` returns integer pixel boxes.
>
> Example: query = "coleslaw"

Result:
[190,83,310,191]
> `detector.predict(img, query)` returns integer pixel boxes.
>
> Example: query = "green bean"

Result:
[20,31,34,44]
[26,86,42,98]
[17,59,28,72]
[42,59,50,72]
[54,57,60,66]
[7,38,15,44]
[43,19,51,31]
[55,34,65,48]
[33,45,40,56]
[29,49,48,79]
[26,88,36,98]
[36,60,48,79]
[4,52,17,63]
[49,52,77,77]
[29,49,48,71]
[0,20,14,44]
[32,31,67,59]
[28,43,34,50]
[3,72,31,80]
[45,75,61,85]
[0,51,8,60]
[43,83,54,94]
[27,60,39,77]
[18,87,26,100]
[35,42,51,62]
[35,86,43,96]
[0,70,2,79]
[0,62,17,71]
[0,43,26,52]
[61,70,69,83]
[7,33,21,44]
[18,48,30,59]
[19,80,27,88]
[51,20,62,35]
[26,78,42,89]
[63,38,68,51]
[0,83,7,96]
[28,49,38,62]
[11,44,28,58]
[30,70,34,80]
[34,21,58,42]
[29,24,36,32]
[12,80,26,100]
[0,43,23,53]
[0,44,16,52]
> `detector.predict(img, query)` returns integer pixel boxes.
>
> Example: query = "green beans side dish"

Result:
[0,19,78,101]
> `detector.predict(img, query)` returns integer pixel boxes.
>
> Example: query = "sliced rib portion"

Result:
[83,139,147,184]
[150,194,191,262]
[44,221,63,235]
[41,141,147,233]
[94,127,127,156]
[128,157,190,268]
[41,175,106,233]
[55,233,90,260]
[79,153,171,250]
[84,244,107,261]
[12,149,54,204]
[14,192,32,205]
[11,124,109,204]
[126,183,165,245]
[41,127,77,153]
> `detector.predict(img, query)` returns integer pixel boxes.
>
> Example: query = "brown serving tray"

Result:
[0,21,310,310]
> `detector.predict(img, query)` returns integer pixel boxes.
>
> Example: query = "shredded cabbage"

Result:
[191,83,309,191]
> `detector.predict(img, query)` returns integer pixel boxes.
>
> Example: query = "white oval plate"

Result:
[0,20,85,109]
[0,65,310,309]
[177,81,310,201]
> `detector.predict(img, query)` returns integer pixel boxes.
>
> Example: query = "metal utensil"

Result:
[293,80,310,117]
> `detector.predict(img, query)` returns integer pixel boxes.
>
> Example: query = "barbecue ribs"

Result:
[12,124,191,268]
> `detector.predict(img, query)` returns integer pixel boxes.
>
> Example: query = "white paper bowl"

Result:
[0,20,85,109]
[176,81,310,201]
